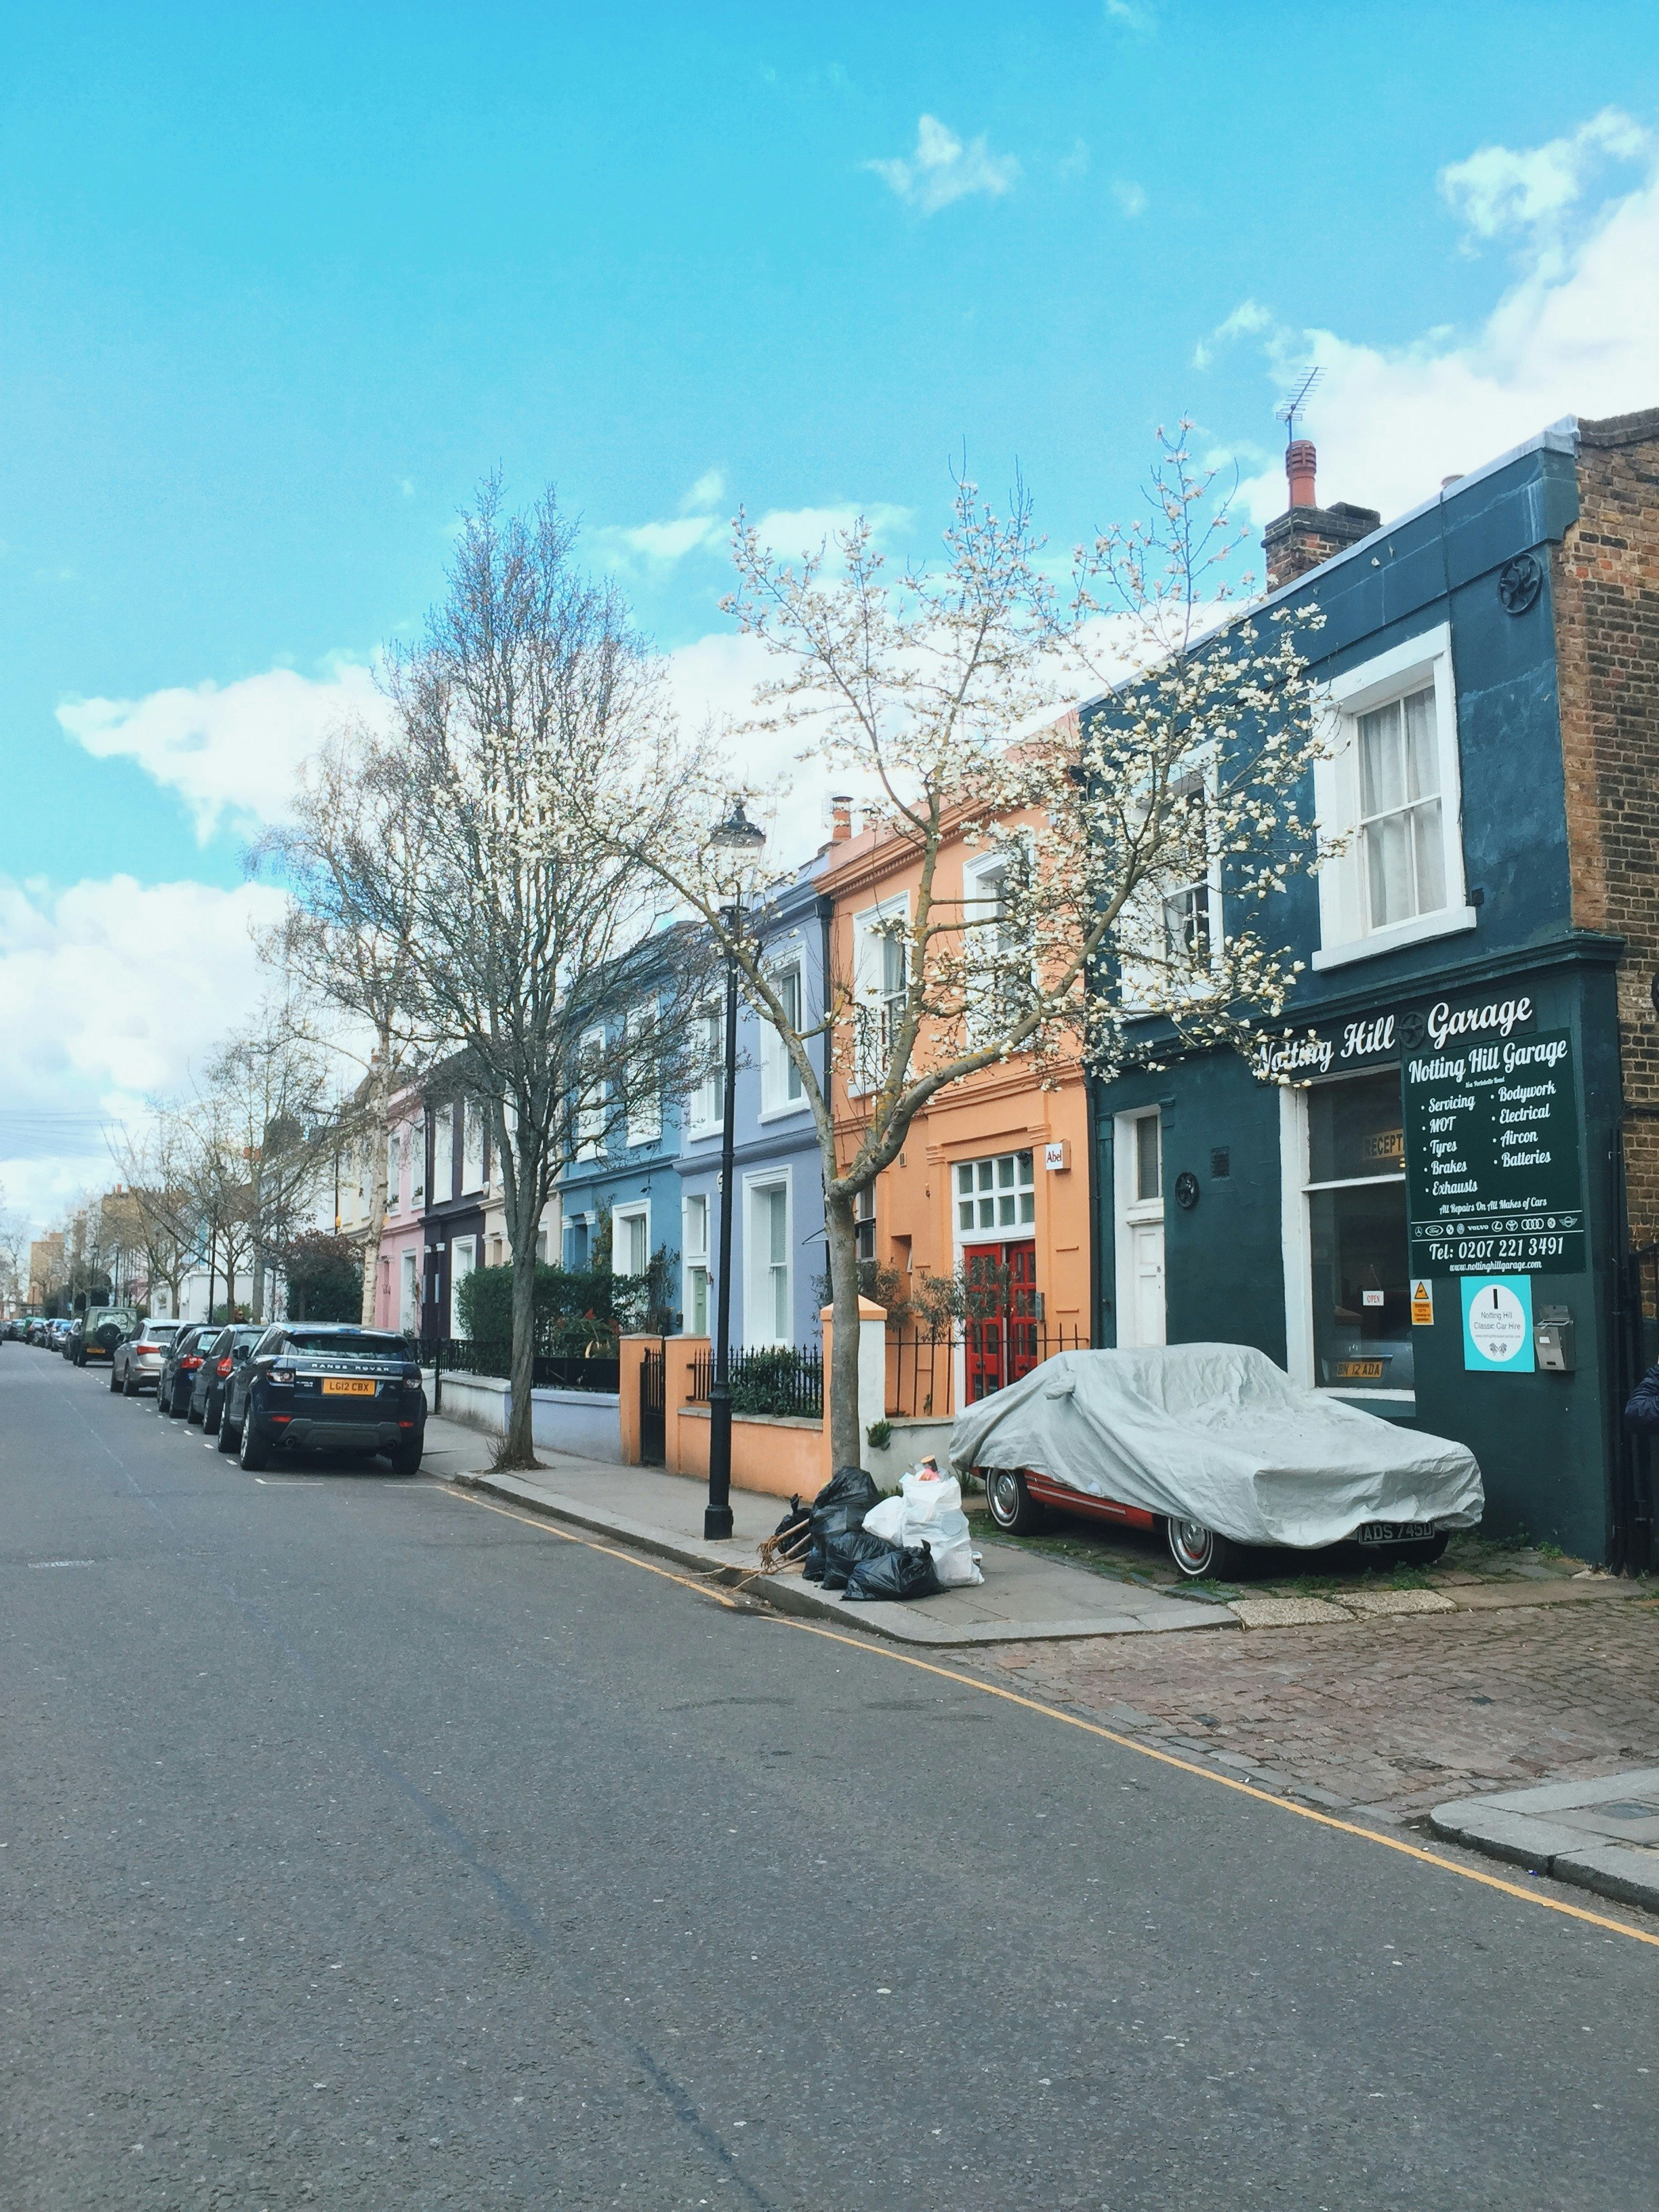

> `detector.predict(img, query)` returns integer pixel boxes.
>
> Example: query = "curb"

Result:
[451,1471,1236,1647]
[1429,1781,1659,1917]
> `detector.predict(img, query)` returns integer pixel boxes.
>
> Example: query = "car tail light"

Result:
[268,1364,296,1388]
[217,1355,234,1376]
[181,1355,203,1371]
[136,1341,160,1355]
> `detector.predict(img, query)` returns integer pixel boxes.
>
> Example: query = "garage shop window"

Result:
[1286,1071,1413,1400]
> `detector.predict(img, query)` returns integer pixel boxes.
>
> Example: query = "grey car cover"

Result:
[949,1344,1483,1551]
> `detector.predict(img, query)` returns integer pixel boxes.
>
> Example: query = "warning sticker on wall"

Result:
[1410,1279,1435,1326]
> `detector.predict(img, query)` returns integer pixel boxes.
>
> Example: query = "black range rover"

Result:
[218,1324,426,1473]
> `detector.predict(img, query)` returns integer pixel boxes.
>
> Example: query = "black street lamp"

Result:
[705,799,766,1541]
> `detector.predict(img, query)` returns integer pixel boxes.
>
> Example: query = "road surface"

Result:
[3,1349,1655,2209]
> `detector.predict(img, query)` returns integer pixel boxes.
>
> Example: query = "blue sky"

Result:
[4,1,1659,1221]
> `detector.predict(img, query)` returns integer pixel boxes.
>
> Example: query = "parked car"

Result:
[29,1318,54,1347]
[218,1323,425,1472]
[956,1345,1483,1578]
[110,1319,183,1397]
[188,1324,266,1432]
[74,1305,139,1367]
[156,1324,222,1418]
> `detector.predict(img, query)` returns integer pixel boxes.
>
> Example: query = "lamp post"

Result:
[705,799,766,1540]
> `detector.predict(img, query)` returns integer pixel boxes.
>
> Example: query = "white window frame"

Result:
[688,1006,723,1138]
[850,894,910,1097]
[625,1006,664,1148]
[613,1200,651,1281]
[1115,758,1223,1012]
[462,1101,485,1194]
[682,1191,710,1337]
[431,1106,453,1203]
[759,953,808,1120]
[451,1234,477,1324]
[386,1129,402,1216]
[1277,1077,1415,1404]
[951,1150,1037,1248]
[576,1027,607,1160]
[1112,1109,1166,1348]
[743,1169,793,1349]
[1312,623,1475,970]
[961,844,1035,1044]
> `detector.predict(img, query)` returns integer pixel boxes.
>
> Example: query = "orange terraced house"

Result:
[819,802,1092,1426]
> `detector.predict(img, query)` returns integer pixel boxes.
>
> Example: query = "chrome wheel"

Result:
[1166,1516,1225,1578]
[985,1467,1044,1535]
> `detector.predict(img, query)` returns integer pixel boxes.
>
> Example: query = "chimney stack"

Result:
[830,794,853,842]
[1286,438,1317,508]
[1262,439,1381,592]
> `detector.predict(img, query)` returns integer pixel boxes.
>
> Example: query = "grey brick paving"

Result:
[975,1595,1659,1820]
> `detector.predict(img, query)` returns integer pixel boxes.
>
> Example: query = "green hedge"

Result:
[455,1263,634,1347]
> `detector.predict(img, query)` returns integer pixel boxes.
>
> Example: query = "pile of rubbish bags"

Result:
[792,1458,983,1603]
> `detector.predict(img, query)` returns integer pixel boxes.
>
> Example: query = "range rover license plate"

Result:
[1355,1520,1433,1545]
[322,1377,376,1396]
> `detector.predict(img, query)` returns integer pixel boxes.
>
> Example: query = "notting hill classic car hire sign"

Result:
[1253,984,1586,1277]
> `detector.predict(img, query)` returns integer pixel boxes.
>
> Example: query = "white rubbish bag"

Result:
[861,1496,908,1546]
[899,1465,982,1586]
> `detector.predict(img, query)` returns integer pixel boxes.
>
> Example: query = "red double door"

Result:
[963,1242,1039,1402]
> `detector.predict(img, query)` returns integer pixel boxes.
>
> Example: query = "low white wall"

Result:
[864,1416,957,1491]
[435,1371,623,1464]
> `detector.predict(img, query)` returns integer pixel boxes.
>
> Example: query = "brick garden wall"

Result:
[1553,408,1659,1242]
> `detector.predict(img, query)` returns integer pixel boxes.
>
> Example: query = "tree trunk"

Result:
[360,1061,392,1327]
[503,1214,539,1467]
[825,1184,864,1470]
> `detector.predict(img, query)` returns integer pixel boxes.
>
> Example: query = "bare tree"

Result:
[350,477,707,1466]
[607,436,1325,1467]
[108,1118,204,1317]
[197,1004,338,1322]
[0,1187,30,1311]
[251,730,440,1324]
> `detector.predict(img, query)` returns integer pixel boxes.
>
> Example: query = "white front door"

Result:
[1114,1110,1166,1347]
[1130,1218,1166,1347]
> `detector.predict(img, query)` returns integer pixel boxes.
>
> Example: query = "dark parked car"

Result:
[156,1324,222,1419]
[188,1324,266,1433]
[218,1323,425,1472]
[110,1319,182,1396]
[73,1306,138,1366]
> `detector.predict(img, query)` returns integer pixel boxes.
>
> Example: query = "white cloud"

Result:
[0,874,288,1226]
[1223,122,1659,528]
[617,515,726,564]
[1440,107,1647,243]
[682,468,726,513]
[57,660,384,844]
[865,115,1019,215]
[1111,179,1147,218]
[750,502,912,558]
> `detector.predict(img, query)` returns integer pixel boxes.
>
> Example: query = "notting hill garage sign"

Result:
[1252,985,1586,1277]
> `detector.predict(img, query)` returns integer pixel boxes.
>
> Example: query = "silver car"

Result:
[110,1319,182,1397]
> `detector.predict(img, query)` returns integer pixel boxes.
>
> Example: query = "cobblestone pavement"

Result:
[972,1592,1659,1823]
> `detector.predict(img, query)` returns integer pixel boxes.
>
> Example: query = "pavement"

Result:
[432,1418,1233,1647]
[8,1349,1659,2210]
[1431,1771,1659,1914]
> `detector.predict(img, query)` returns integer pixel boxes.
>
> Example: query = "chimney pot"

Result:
[1286,439,1317,509]
[830,794,853,842]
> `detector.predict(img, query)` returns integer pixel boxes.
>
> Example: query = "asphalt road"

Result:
[3,1351,1656,2211]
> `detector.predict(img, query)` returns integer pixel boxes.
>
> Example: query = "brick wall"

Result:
[1553,407,1659,1240]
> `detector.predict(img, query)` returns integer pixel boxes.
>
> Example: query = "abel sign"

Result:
[1401,998,1584,1278]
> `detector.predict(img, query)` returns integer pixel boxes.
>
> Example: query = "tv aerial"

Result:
[1275,365,1324,447]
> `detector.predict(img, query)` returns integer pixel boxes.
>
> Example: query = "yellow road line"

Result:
[449,1485,1659,1952]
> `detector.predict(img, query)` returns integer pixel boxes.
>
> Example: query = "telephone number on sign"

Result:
[1418,1234,1571,1265]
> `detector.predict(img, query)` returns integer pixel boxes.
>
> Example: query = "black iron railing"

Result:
[424,1336,621,1396]
[688,1343,823,1420]
[1615,1240,1658,1575]
[885,1323,1088,1420]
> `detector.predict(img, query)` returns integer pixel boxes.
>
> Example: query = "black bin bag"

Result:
[820,1525,901,1593]
[844,1542,943,1602]
[803,1464,880,1582]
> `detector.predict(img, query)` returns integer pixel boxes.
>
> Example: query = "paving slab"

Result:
[1431,1767,1659,1912]
[1229,1596,1356,1629]
[438,1441,1234,1647]
[1344,1589,1458,1618]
